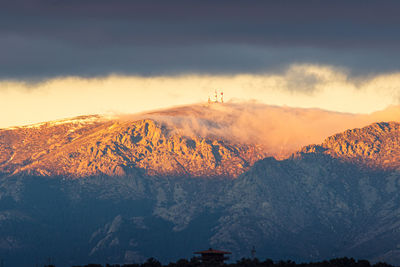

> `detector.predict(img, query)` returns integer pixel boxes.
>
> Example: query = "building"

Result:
[194,248,232,264]
[208,90,224,104]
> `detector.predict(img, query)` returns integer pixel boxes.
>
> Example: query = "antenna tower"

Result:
[251,246,256,259]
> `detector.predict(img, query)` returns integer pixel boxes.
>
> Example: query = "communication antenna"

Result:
[251,246,256,259]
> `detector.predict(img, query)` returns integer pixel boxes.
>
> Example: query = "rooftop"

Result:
[194,248,232,255]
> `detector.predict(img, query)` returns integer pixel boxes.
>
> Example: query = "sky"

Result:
[1,0,400,128]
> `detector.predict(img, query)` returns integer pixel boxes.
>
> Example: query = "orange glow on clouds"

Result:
[0,64,400,128]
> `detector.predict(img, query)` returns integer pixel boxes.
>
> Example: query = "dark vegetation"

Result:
[60,257,394,267]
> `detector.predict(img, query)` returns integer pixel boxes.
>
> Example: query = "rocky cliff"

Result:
[0,115,266,178]
[298,122,400,170]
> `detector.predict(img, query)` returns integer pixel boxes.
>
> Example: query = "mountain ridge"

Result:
[298,121,400,170]
[0,114,266,178]
[2,109,400,178]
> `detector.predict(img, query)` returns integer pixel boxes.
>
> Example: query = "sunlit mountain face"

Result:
[2,1,400,267]
[0,109,265,178]
[1,103,400,178]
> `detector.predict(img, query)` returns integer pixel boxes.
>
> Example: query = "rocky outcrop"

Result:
[0,116,266,178]
[297,122,400,170]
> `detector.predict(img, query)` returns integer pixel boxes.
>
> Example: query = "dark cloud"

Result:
[1,0,400,79]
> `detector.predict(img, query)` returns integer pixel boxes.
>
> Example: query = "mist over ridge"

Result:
[120,102,400,158]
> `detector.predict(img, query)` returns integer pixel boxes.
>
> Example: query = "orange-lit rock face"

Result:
[0,116,266,178]
[299,122,400,171]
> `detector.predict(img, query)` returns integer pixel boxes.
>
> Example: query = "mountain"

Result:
[2,104,398,178]
[0,113,266,178]
[2,108,400,266]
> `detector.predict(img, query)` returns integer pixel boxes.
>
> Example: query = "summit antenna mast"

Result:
[251,246,256,259]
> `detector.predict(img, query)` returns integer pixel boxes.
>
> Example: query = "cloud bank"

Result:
[2,0,400,78]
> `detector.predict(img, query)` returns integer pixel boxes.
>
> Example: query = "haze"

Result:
[1,64,400,129]
[120,102,399,158]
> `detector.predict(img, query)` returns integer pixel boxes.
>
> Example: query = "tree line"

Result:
[43,256,394,267]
